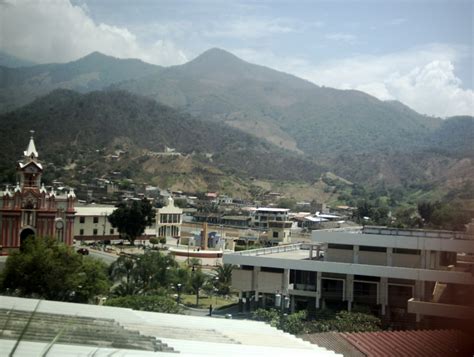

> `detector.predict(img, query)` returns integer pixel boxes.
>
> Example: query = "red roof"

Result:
[341,329,473,357]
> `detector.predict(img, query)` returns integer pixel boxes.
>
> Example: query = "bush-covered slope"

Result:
[0,89,324,185]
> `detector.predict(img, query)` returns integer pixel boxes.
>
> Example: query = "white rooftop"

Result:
[0,296,339,356]
[75,205,116,216]
[255,207,290,213]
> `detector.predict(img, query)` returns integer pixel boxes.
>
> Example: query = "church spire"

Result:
[24,130,38,160]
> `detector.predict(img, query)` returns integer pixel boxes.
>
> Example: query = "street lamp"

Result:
[214,276,219,305]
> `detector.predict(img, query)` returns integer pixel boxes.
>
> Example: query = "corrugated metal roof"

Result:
[302,329,474,356]
[341,329,474,357]
[301,332,365,357]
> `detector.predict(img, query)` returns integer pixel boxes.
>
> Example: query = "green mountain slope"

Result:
[1,49,471,196]
[0,52,162,113]
[115,48,442,157]
[0,89,324,189]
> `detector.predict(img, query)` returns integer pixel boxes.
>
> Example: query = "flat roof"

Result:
[255,207,290,212]
[75,205,116,216]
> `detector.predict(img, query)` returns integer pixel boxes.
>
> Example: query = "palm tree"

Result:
[188,257,201,269]
[215,264,234,295]
[109,255,136,285]
[190,269,206,306]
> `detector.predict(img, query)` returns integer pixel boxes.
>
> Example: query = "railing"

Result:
[363,226,474,240]
[230,243,303,256]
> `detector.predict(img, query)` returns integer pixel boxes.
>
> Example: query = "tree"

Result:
[190,269,207,306]
[109,251,179,296]
[252,308,307,334]
[214,264,234,295]
[0,236,110,302]
[188,257,201,269]
[277,198,297,210]
[149,237,159,248]
[108,198,155,245]
[159,237,167,248]
[105,295,181,314]
[307,310,381,333]
[417,201,438,225]
[354,200,374,223]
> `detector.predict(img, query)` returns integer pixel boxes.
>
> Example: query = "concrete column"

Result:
[316,271,322,309]
[414,280,425,300]
[353,245,359,264]
[434,252,440,269]
[252,266,260,291]
[386,247,393,266]
[345,274,354,311]
[309,245,313,260]
[238,291,243,312]
[282,269,290,294]
[379,278,388,315]
[420,249,426,269]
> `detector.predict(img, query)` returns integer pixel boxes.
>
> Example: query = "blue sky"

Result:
[1,0,472,117]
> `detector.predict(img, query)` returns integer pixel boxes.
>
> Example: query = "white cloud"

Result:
[234,44,473,117]
[204,17,297,39]
[0,0,187,66]
[325,33,358,44]
[388,18,407,26]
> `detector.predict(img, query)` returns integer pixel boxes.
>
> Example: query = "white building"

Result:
[156,197,182,239]
[74,205,117,240]
[224,226,474,326]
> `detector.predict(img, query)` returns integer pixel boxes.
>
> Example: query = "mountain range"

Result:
[0,49,472,204]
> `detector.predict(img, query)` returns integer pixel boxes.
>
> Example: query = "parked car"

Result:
[77,248,89,255]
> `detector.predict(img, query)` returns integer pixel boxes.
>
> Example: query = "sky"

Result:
[1,0,473,117]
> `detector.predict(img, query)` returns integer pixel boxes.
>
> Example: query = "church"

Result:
[0,132,76,255]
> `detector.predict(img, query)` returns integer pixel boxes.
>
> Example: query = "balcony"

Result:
[407,298,474,320]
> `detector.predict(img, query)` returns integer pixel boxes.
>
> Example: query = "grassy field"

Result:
[179,293,238,309]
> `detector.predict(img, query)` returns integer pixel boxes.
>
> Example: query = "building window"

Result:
[93,216,99,224]
[79,216,85,224]
[110,228,114,234]
[328,243,353,250]
[93,229,98,235]
[393,248,420,255]
[79,229,84,236]
[273,231,279,238]
[360,246,386,252]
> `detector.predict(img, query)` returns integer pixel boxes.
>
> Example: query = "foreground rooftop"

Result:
[0,296,339,356]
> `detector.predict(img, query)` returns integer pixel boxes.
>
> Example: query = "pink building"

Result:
[0,132,75,254]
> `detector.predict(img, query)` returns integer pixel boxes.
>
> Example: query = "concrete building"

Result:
[156,197,182,239]
[74,205,116,241]
[224,226,474,327]
[251,207,289,229]
[0,133,76,254]
[251,207,292,245]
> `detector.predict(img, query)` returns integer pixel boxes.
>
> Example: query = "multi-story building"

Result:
[224,226,474,326]
[251,207,292,245]
[0,133,76,254]
[156,197,182,239]
[74,205,116,241]
[251,207,289,228]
